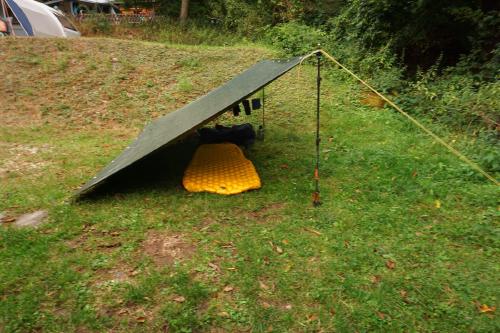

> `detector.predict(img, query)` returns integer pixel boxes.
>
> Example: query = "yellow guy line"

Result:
[298,49,499,186]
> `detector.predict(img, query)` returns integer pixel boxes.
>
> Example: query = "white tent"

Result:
[39,0,121,16]
[1,0,80,37]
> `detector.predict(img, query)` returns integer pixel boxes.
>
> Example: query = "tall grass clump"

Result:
[76,16,244,46]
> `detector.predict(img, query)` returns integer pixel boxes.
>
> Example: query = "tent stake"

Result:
[312,51,322,207]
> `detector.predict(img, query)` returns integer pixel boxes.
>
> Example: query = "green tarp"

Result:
[75,56,303,197]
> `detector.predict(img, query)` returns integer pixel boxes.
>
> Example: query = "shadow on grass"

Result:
[77,137,199,201]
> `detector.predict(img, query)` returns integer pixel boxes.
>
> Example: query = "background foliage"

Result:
[78,0,499,171]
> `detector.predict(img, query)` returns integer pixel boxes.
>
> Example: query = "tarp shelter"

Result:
[75,56,304,197]
[1,0,80,37]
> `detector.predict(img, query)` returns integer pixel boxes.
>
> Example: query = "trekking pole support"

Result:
[312,50,322,207]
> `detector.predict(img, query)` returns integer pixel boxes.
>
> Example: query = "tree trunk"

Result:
[179,0,189,23]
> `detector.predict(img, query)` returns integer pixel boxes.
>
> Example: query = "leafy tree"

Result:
[327,0,500,72]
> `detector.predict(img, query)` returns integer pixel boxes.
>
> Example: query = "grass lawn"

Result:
[0,38,498,332]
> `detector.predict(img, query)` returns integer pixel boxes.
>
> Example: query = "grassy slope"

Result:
[0,38,498,332]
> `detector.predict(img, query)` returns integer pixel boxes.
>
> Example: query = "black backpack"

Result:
[198,123,256,147]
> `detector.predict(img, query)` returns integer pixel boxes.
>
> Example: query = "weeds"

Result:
[76,16,244,46]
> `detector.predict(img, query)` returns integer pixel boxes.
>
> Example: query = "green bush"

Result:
[322,39,404,93]
[265,21,326,56]
[324,0,500,71]
[397,67,500,130]
[472,130,500,175]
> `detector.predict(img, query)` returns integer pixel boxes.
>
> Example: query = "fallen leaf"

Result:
[307,314,318,322]
[304,228,322,236]
[479,304,496,313]
[227,267,237,271]
[208,262,220,271]
[117,309,128,315]
[276,246,284,254]
[283,264,292,272]
[172,296,185,303]
[284,304,293,310]
[386,260,396,270]
[371,275,382,284]
[377,312,386,320]
[282,239,289,245]
[259,281,269,290]
[280,164,289,169]
[223,286,234,292]
[218,311,230,317]
[199,225,210,232]
[136,316,146,323]
[435,200,441,208]
[262,301,271,309]
[400,290,411,304]
[344,240,350,248]
[412,170,418,178]
[1,216,16,223]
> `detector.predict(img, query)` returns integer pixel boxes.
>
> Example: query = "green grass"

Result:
[0,38,499,332]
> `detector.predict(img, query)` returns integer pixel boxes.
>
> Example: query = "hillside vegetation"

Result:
[79,0,500,174]
[0,38,498,332]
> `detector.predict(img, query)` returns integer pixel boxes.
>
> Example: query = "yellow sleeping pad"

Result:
[183,143,261,195]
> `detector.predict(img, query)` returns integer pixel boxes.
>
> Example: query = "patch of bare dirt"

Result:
[198,216,216,231]
[96,303,163,330]
[66,224,123,252]
[93,266,137,288]
[243,203,286,223]
[142,231,196,266]
[0,142,53,178]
